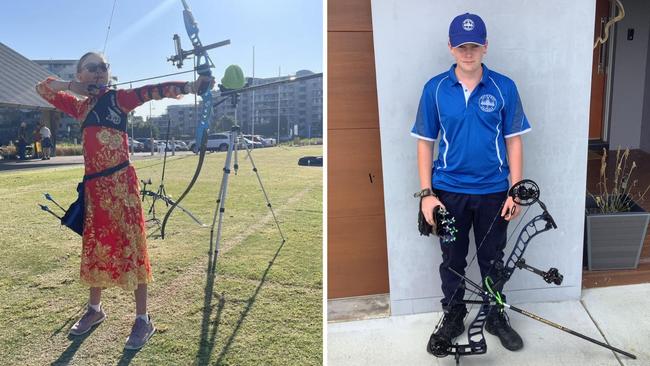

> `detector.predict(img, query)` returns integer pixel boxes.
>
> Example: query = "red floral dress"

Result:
[36,78,187,291]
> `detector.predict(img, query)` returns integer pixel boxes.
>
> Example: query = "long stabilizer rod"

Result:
[447,267,636,359]
[503,303,636,359]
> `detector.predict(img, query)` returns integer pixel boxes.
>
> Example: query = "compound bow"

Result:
[427,179,635,364]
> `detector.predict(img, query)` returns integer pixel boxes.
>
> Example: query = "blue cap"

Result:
[449,13,487,47]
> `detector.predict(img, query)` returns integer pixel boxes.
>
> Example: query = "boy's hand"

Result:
[421,195,445,226]
[501,196,520,221]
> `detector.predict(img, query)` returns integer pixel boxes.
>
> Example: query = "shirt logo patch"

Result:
[462,19,474,31]
[479,94,497,112]
[107,107,121,125]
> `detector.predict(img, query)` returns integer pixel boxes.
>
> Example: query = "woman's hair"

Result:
[76,52,107,73]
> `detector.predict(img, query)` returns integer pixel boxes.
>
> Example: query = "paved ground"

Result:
[0,151,195,173]
[328,283,648,365]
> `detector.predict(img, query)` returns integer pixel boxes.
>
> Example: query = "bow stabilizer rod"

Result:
[502,303,636,360]
[448,268,637,360]
[514,258,563,285]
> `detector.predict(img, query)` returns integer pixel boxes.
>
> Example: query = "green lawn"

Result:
[0,146,323,365]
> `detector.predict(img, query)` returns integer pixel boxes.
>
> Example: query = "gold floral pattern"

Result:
[80,139,152,291]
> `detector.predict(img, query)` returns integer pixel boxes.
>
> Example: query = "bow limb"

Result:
[160,129,207,238]
[492,210,557,287]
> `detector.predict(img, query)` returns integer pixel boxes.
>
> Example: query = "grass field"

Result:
[0,146,323,365]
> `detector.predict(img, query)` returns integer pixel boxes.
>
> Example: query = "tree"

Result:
[130,119,159,139]
[213,115,236,132]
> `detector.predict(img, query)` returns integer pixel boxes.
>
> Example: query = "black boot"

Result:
[427,305,467,357]
[485,306,523,351]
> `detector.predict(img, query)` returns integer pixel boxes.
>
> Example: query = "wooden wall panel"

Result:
[328,32,380,130]
[328,215,389,298]
[328,0,373,32]
[328,129,385,218]
[328,0,390,299]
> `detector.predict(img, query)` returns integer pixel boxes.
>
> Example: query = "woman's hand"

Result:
[501,196,520,221]
[189,75,216,95]
[421,195,444,226]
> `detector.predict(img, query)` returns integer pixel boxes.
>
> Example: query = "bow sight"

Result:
[167,0,229,72]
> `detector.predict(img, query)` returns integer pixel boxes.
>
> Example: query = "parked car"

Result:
[188,133,231,152]
[153,140,182,152]
[127,138,145,152]
[242,134,276,147]
[261,136,277,147]
[135,138,157,151]
[158,141,173,152]
[174,141,189,151]
[240,137,264,149]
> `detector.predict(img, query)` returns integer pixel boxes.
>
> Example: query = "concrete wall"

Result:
[371,0,594,316]
[609,0,650,150]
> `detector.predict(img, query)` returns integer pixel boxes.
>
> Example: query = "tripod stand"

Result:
[208,93,285,258]
[140,118,205,232]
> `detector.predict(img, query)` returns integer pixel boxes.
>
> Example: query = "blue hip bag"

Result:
[60,160,130,236]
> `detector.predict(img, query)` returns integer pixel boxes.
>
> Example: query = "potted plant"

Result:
[585,148,650,270]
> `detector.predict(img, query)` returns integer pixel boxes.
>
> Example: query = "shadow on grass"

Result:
[50,317,100,366]
[50,304,86,339]
[116,348,141,366]
[195,238,226,365]
[195,236,287,365]
[216,238,286,365]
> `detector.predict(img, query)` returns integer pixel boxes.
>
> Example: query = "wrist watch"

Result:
[413,188,437,198]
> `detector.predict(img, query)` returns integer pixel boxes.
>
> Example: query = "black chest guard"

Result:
[82,90,127,132]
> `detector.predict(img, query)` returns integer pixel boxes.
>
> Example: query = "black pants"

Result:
[435,189,509,310]
[17,141,26,159]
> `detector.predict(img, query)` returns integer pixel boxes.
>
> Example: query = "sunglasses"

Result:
[83,62,110,73]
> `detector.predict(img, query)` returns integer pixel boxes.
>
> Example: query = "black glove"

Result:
[418,199,458,245]
[418,197,438,236]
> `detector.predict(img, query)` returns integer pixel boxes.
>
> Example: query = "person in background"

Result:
[39,122,53,160]
[17,121,28,160]
[33,123,42,159]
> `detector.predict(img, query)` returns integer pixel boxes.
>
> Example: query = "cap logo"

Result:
[462,19,474,31]
[479,94,497,112]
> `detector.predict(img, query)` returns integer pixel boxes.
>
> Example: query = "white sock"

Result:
[136,313,150,323]
[89,302,101,312]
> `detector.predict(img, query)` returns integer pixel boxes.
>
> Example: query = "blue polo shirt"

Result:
[411,64,531,194]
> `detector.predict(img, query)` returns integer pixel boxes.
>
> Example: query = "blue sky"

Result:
[1,0,323,117]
